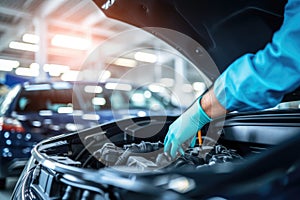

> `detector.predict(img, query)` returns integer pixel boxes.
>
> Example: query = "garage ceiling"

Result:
[0,0,156,71]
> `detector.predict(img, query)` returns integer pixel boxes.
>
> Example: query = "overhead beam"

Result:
[48,19,116,37]
[0,1,66,53]
[0,53,34,65]
[0,23,14,31]
[0,6,31,18]
[35,0,66,18]
[59,0,90,19]
[0,18,32,52]
[82,10,106,26]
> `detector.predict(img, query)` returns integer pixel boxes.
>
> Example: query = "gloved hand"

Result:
[164,97,211,158]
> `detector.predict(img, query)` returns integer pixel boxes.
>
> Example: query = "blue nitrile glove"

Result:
[164,97,211,159]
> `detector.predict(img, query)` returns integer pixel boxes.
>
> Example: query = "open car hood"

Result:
[93,0,300,102]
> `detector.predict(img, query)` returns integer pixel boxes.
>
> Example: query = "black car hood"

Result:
[93,0,300,101]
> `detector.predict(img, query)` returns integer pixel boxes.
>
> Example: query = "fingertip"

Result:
[164,141,170,152]
[179,146,185,156]
[190,136,196,148]
[170,146,177,159]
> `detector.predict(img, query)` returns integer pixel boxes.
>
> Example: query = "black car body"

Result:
[1,80,180,189]
[11,0,300,199]
[0,81,93,189]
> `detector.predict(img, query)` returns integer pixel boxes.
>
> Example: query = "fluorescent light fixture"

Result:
[131,93,144,103]
[72,110,84,116]
[52,82,72,90]
[49,71,61,77]
[65,123,80,132]
[57,107,73,114]
[105,83,132,91]
[92,97,106,106]
[84,85,103,93]
[9,41,39,52]
[137,111,147,117]
[144,90,152,98]
[43,64,70,72]
[113,58,137,67]
[29,63,40,70]
[148,84,164,93]
[24,84,51,91]
[39,110,53,116]
[61,70,80,81]
[0,59,20,71]
[0,66,14,72]
[192,82,206,92]
[15,67,39,77]
[51,34,91,50]
[82,114,100,121]
[44,64,70,77]
[22,33,39,44]
[160,78,174,87]
[99,70,111,81]
[134,52,157,63]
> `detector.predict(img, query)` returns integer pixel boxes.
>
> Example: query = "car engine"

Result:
[91,139,243,171]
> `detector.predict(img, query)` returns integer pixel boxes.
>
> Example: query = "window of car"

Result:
[74,83,176,112]
[15,88,74,113]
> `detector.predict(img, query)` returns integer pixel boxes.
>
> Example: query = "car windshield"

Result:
[16,88,73,113]
[72,83,177,112]
[14,82,177,115]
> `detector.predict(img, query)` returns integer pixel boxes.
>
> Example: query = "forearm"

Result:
[200,88,228,118]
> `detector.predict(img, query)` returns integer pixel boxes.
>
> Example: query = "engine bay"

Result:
[23,114,300,200]
[92,139,243,171]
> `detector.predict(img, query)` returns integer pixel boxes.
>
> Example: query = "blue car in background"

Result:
[72,81,182,123]
[0,81,181,188]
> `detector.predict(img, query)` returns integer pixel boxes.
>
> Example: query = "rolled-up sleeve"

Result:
[214,0,300,112]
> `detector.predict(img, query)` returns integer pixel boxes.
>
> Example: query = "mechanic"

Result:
[164,0,300,158]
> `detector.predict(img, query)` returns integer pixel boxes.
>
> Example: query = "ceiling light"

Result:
[144,90,152,98]
[24,84,51,91]
[43,64,70,72]
[57,107,73,114]
[15,67,39,77]
[0,66,13,72]
[84,85,103,93]
[43,64,70,77]
[105,83,132,91]
[113,57,137,67]
[9,41,39,52]
[51,34,91,50]
[81,114,100,121]
[134,52,157,63]
[192,82,206,92]
[148,84,164,93]
[61,70,80,81]
[49,71,61,77]
[99,70,111,81]
[0,59,20,71]
[92,97,106,106]
[29,63,40,70]
[22,33,40,44]
[160,78,174,87]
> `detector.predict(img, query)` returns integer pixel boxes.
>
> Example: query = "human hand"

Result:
[164,97,211,158]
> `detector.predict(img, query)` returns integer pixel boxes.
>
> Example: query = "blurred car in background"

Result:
[72,80,182,123]
[0,81,85,189]
[0,80,181,188]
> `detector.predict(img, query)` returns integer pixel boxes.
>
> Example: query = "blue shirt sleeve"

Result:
[214,0,300,112]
